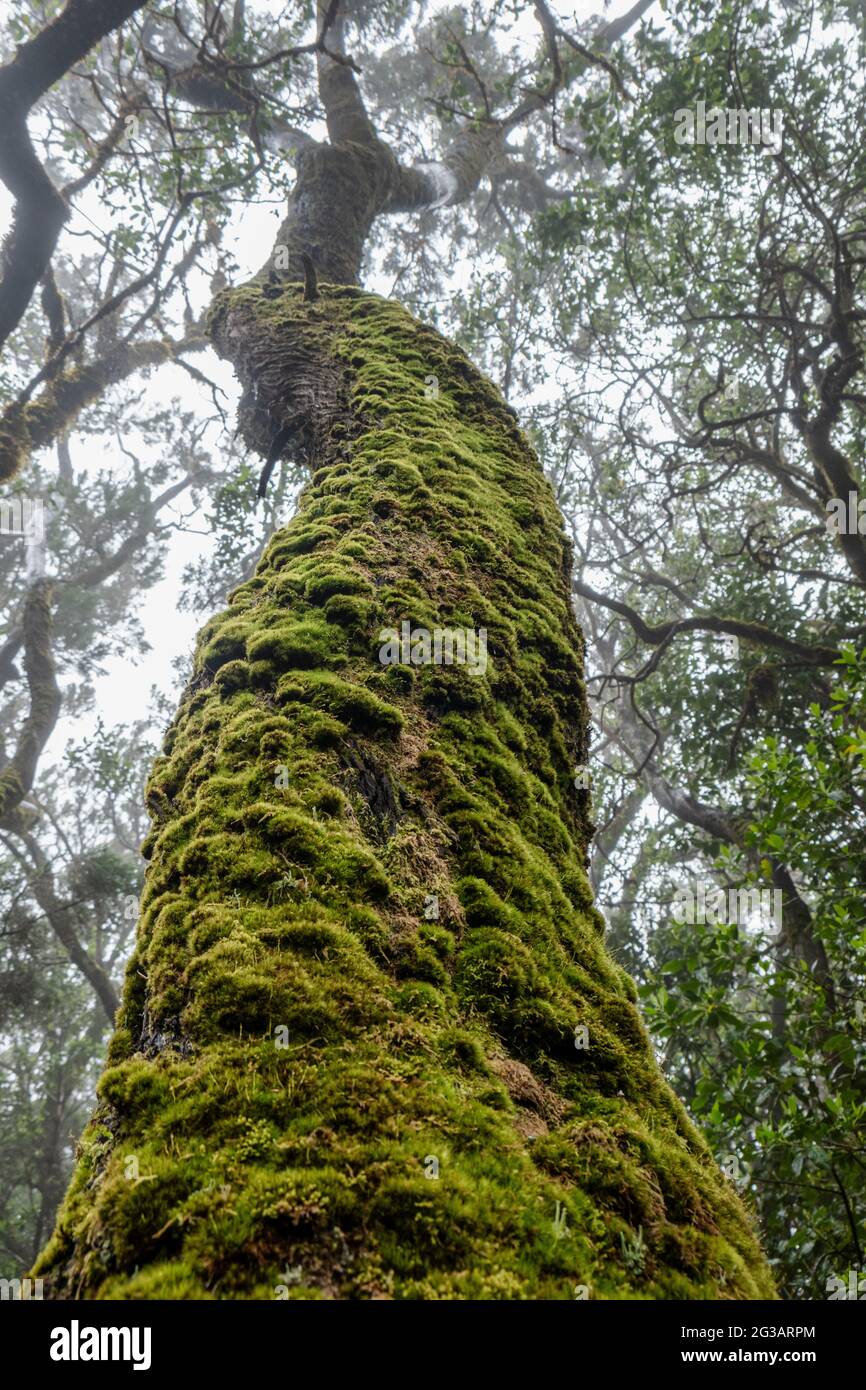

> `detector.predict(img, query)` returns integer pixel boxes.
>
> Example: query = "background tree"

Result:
[506,0,866,1296]
[1,0,861,1299]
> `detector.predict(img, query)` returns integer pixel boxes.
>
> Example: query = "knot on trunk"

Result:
[208,284,358,482]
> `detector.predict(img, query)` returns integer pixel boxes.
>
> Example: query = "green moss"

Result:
[199,618,253,673]
[0,408,29,482]
[323,593,374,632]
[276,670,404,738]
[37,284,775,1302]
[304,568,374,607]
[246,617,345,670]
[213,659,252,694]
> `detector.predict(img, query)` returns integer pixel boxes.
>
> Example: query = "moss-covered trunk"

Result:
[36,283,775,1299]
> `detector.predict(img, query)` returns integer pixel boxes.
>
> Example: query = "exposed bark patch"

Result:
[345,747,400,842]
[209,284,355,479]
[137,1007,193,1060]
[488,1054,567,1133]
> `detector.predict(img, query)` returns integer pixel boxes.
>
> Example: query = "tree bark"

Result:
[35,279,774,1299]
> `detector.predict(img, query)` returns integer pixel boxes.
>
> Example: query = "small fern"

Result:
[620,1226,648,1278]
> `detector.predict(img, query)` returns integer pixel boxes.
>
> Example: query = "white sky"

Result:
[0,0,651,764]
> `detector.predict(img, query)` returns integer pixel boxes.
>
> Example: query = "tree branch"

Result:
[0,581,61,828]
[1,829,119,1022]
[0,0,149,353]
[573,575,840,666]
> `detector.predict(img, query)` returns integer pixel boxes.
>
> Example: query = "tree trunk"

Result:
[35,282,775,1300]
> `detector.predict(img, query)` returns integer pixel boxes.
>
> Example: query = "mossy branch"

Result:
[0,580,61,829]
[0,335,208,483]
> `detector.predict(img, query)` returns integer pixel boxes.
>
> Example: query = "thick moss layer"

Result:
[36,285,775,1299]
